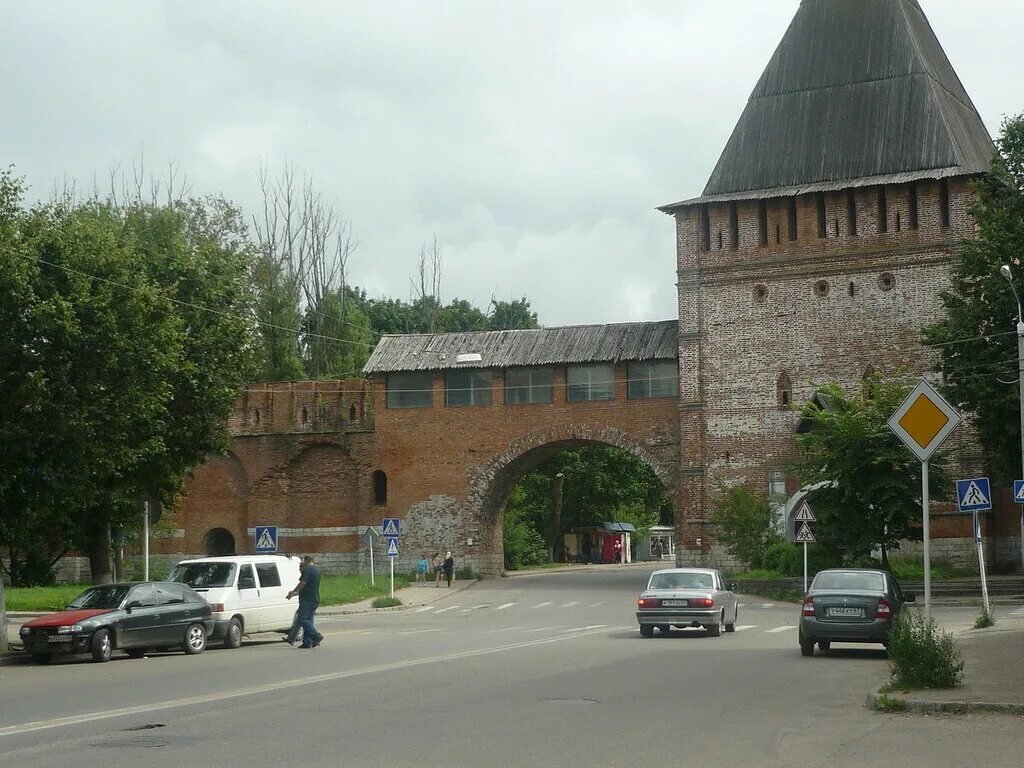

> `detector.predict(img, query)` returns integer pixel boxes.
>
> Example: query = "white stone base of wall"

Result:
[894,537,1018,572]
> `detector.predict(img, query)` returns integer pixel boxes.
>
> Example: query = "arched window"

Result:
[203,528,236,557]
[372,470,388,506]
[777,371,792,410]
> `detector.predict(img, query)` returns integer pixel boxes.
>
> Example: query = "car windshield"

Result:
[648,572,714,590]
[168,562,236,588]
[813,571,885,592]
[68,585,131,610]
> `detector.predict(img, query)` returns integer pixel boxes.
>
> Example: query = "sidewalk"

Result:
[502,561,656,578]
[867,614,1024,715]
[2,579,476,659]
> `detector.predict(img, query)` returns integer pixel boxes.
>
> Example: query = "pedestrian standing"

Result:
[432,552,443,587]
[443,550,455,588]
[614,538,623,564]
[287,555,323,649]
[416,554,429,583]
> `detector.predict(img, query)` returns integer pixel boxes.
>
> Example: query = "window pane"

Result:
[255,563,282,588]
[504,367,553,404]
[386,372,434,408]
[627,360,678,399]
[445,370,492,406]
[567,364,614,402]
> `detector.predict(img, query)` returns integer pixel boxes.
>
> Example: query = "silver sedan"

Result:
[635,568,739,637]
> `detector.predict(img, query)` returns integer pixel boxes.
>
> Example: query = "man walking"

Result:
[287,555,323,649]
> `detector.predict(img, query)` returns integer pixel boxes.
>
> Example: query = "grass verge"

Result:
[5,574,411,612]
[371,596,403,608]
[734,584,803,603]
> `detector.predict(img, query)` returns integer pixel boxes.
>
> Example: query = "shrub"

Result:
[371,596,402,608]
[974,609,995,629]
[887,609,963,689]
[503,508,548,570]
[709,482,780,570]
[761,542,802,576]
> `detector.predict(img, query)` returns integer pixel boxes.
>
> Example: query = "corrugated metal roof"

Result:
[660,0,993,212]
[363,320,678,373]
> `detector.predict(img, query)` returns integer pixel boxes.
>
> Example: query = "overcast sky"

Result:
[2,1,1019,327]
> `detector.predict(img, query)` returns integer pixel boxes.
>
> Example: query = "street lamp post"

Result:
[999,264,1024,574]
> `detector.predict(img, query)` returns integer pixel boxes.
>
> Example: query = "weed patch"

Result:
[371,596,402,608]
[888,610,963,689]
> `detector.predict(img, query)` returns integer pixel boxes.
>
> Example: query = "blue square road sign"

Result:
[255,525,278,553]
[382,518,400,537]
[1014,480,1024,504]
[955,477,992,513]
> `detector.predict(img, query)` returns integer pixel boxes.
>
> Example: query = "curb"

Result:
[318,580,478,615]
[501,563,655,578]
[866,689,1024,716]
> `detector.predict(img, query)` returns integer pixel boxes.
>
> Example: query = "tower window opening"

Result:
[847,191,857,236]
[699,205,710,253]
[908,183,919,230]
[816,193,826,238]
[877,187,888,233]
[787,197,797,241]
[729,202,739,250]
[758,201,768,246]
[939,178,950,228]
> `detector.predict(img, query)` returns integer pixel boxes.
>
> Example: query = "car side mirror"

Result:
[727,582,738,592]
[904,593,916,603]
[125,601,140,613]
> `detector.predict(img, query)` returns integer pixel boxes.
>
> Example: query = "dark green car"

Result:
[798,568,914,656]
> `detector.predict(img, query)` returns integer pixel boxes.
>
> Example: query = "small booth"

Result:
[638,525,675,562]
[565,522,636,564]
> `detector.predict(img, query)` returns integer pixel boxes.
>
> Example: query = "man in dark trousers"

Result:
[287,555,323,649]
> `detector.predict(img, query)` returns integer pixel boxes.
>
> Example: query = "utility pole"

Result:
[999,264,1024,574]
[0,568,7,653]
[552,472,564,562]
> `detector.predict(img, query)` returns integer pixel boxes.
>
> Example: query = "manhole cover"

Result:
[541,698,599,705]
[90,738,169,749]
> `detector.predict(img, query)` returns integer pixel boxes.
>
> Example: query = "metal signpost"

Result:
[140,498,161,582]
[1015,480,1024,574]
[383,518,400,599]
[363,526,380,586]
[887,379,962,623]
[956,478,992,617]
[793,501,816,593]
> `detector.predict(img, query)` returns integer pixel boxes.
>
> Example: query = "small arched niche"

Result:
[777,371,793,410]
[372,470,388,506]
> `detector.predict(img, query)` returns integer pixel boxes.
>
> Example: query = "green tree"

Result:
[709,482,781,569]
[923,114,1024,481]
[793,375,950,566]
[488,297,538,330]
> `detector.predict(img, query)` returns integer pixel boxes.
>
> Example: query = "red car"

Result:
[19,582,213,663]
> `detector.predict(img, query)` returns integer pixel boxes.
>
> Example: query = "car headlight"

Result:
[19,626,31,635]
[57,624,83,634]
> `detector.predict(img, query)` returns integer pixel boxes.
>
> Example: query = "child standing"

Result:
[416,554,429,582]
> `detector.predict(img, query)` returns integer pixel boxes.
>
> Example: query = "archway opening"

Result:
[372,470,388,506]
[487,441,673,573]
[204,527,236,557]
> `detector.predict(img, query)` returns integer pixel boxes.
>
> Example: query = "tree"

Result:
[923,114,1024,481]
[709,482,780,569]
[793,375,950,566]
[488,297,539,330]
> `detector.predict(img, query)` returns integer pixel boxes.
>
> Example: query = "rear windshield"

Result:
[69,585,131,609]
[648,572,714,590]
[813,571,885,592]
[169,562,237,589]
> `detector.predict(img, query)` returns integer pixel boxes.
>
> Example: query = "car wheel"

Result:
[657,624,671,635]
[817,640,830,652]
[706,622,721,637]
[640,624,654,638]
[184,623,207,655]
[90,628,113,662]
[126,648,147,659]
[224,618,243,649]
[725,608,737,633]
[799,632,815,657]
[31,653,53,665]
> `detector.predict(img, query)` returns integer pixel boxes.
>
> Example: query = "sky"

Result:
[1,1,1020,327]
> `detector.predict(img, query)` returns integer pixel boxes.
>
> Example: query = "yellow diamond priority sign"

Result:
[887,379,961,461]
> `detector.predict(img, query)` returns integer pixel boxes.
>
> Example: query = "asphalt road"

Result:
[2,567,1021,767]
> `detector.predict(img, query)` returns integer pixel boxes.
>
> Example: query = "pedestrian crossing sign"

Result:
[794,522,815,543]
[1014,480,1024,504]
[382,518,400,537]
[255,525,278,553]
[386,538,400,558]
[955,477,992,513]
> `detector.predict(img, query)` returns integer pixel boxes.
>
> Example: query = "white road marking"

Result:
[560,601,580,608]
[0,625,620,739]
[737,603,746,608]
[432,605,461,614]
[495,602,517,610]
[734,625,757,632]
[761,603,775,608]
[527,626,560,632]
[414,606,434,613]
[485,626,526,633]
[530,601,553,609]
[766,625,796,633]
[590,601,606,608]
[397,628,445,636]
[460,604,491,612]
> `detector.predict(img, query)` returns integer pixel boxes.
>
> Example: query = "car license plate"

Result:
[827,607,864,618]
[661,600,688,607]
[47,635,73,643]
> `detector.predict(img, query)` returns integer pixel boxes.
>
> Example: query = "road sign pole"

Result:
[369,536,375,587]
[803,541,808,594]
[975,512,991,616]
[922,460,931,624]
[1017,320,1024,574]
[389,556,394,599]
[143,501,150,582]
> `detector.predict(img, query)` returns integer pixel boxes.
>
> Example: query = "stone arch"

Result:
[467,423,677,576]
[203,527,236,556]
[180,452,248,555]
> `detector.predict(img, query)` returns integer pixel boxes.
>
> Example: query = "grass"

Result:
[5,574,411,612]
[974,609,995,629]
[888,609,964,689]
[873,694,908,713]
[371,596,402,608]
[887,558,975,581]
[735,585,804,603]
[727,569,785,579]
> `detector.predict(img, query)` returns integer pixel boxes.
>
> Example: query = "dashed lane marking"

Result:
[734,625,757,632]
[485,626,526,633]
[766,625,796,633]
[397,628,445,636]
[432,605,461,614]
[590,601,606,608]
[560,601,580,608]
[527,626,561,632]
[414,606,434,613]
[761,603,775,608]
[530,602,553,609]
[460,604,491,613]
[495,602,517,610]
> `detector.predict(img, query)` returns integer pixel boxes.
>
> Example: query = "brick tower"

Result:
[660,0,994,566]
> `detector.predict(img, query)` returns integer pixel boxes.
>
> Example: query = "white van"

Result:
[167,554,303,648]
